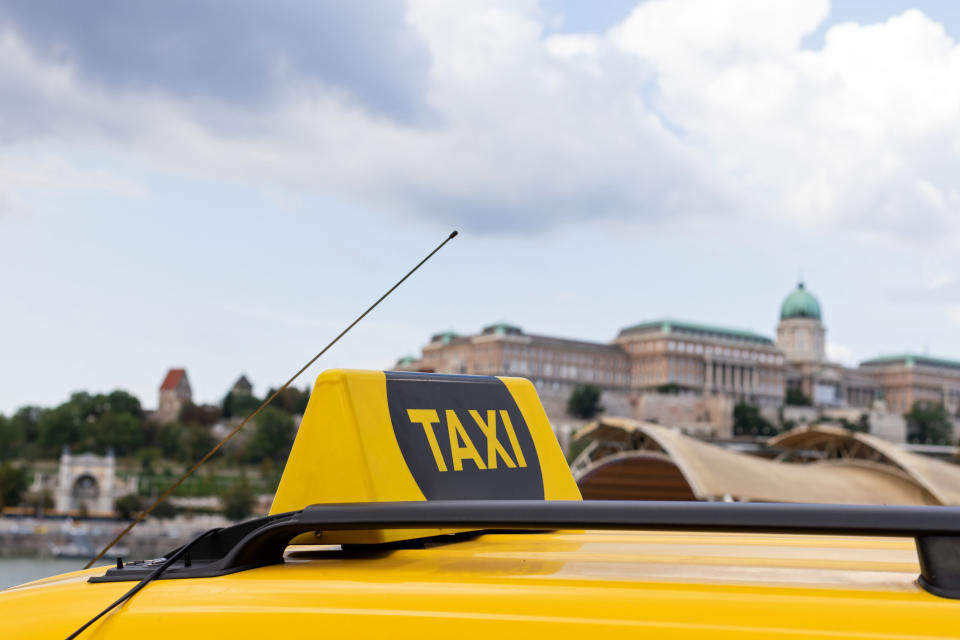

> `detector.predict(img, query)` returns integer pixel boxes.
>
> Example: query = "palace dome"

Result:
[780,282,822,320]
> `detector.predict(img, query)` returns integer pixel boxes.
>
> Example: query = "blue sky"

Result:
[3,1,960,413]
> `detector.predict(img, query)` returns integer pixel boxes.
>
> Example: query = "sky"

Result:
[3,0,960,413]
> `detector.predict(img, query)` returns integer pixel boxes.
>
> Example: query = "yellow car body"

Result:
[2,370,958,639]
[3,530,956,639]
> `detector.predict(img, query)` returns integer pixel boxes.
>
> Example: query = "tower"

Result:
[156,368,192,424]
[776,282,825,364]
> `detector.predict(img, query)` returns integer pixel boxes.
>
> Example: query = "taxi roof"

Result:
[4,527,958,639]
[6,370,960,639]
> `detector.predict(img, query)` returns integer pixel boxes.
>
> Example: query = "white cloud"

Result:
[947,305,960,326]
[609,3,960,243]
[544,34,600,58]
[0,151,143,217]
[612,0,828,62]
[0,1,959,242]
[826,342,854,365]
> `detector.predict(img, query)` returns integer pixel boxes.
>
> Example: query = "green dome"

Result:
[780,282,822,320]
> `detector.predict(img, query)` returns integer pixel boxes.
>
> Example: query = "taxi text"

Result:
[406,409,528,472]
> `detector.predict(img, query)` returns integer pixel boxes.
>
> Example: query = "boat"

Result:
[2,369,959,638]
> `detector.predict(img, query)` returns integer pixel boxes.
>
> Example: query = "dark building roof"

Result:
[160,368,188,391]
[523,333,628,356]
[232,374,253,394]
[860,354,960,372]
[429,331,462,345]
[618,318,774,346]
[780,282,822,320]
[482,322,523,336]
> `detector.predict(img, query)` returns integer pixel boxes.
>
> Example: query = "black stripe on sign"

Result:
[385,371,544,500]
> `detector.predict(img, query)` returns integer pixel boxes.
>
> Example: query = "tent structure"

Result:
[572,418,941,505]
[770,424,960,505]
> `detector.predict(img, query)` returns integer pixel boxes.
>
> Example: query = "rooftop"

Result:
[159,368,188,391]
[618,318,774,345]
[780,281,822,320]
[481,322,523,336]
[524,333,628,355]
[860,354,960,372]
[429,330,462,345]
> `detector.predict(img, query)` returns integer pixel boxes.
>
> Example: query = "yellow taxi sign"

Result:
[270,370,580,543]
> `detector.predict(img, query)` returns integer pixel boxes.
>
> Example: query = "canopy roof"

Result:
[770,424,960,505]
[573,418,938,505]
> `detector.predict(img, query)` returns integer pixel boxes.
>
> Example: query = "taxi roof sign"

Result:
[270,370,581,543]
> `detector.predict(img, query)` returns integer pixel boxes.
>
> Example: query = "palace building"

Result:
[415,323,632,393]
[396,282,960,438]
[615,320,785,407]
[859,355,960,416]
[776,283,880,409]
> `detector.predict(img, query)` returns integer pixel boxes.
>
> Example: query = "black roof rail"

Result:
[91,500,960,599]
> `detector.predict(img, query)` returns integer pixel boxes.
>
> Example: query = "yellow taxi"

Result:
[2,370,959,638]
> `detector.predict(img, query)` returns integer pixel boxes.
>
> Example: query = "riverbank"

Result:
[0,557,88,590]
[0,513,233,561]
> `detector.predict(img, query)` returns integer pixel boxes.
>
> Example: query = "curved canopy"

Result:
[573,418,937,505]
[770,424,960,505]
[577,452,697,501]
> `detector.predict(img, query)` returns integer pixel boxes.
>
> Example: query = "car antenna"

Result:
[83,230,459,570]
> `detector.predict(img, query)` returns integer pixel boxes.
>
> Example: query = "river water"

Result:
[0,557,90,590]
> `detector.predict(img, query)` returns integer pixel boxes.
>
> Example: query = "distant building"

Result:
[231,374,253,396]
[401,320,784,434]
[615,319,786,407]
[155,368,192,424]
[859,355,960,415]
[28,448,138,516]
[405,319,787,408]
[776,283,879,408]
[418,322,631,392]
[393,355,421,371]
[396,281,960,441]
[405,323,632,423]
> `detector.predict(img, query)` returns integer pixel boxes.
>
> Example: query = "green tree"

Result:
[156,420,216,462]
[655,383,680,395]
[115,493,142,520]
[566,437,592,464]
[222,391,263,418]
[180,423,217,463]
[157,422,184,458]
[248,407,296,463]
[179,402,221,426]
[221,391,235,418]
[136,447,163,473]
[92,412,143,455]
[149,499,178,520]
[10,406,43,444]
[0,464,28,509]
[0,414,25,462]
[221,482,256,521]
[905,401,954,445]
[838,415,870,433]
[37,402,84,455]
[733,402,778,437]
[567,385,603,420]
[31,390,144,456]
[785,387,812,406]
[264,387,311,415]
[103,390,142,417]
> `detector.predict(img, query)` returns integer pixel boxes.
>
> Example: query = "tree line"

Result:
[0,383,312,512]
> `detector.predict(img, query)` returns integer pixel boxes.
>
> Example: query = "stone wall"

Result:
[631,393,734,438]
